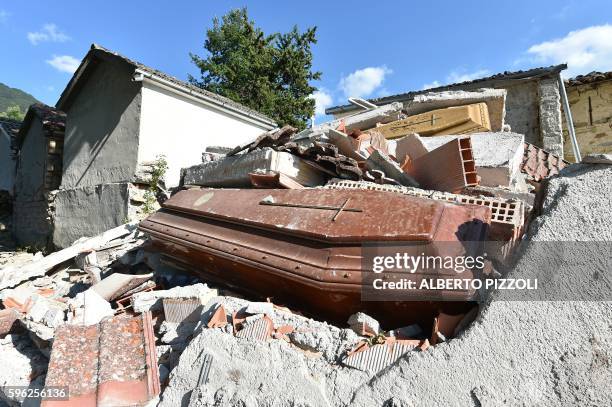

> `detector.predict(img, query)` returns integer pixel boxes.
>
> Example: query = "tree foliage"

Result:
[0,105,25,121]
[189,8,321,129]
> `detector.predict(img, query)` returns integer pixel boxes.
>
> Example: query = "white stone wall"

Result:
[137,81,271,187]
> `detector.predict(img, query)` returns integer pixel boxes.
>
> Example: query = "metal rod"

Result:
[332,198,351,222]
[348,97,377,110]
[259,200,362,213]
[558,73,582,162]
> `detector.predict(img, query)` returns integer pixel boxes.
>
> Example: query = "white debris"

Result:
[244,301,274,315]
[67,289,114,326]
[131,283,217,313]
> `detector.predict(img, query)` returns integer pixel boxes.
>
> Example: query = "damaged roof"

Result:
[0,118,21,142]
[56,44,277,128]
[15,103,66,149]
[326,64,567,115]
[566,71,612,87]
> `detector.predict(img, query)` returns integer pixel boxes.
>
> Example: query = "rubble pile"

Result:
[1,91,610,406]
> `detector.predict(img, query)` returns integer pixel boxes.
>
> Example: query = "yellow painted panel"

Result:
[377,103,491,139]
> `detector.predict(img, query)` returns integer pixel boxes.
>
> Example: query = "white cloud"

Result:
[0,10,10,23]
[339,66,392,98]
[422,69,490,90]
[447,69,490,83]
[527,24,612,77]
[309,88,333,117]
[552,4,571,20]
[422,80,441,90]
[27,24,70,45]
[46,55,80,74]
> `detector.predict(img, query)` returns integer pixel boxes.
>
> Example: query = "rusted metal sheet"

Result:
[139,188,490,328]
[325,179,524,244]
[42,313,160,407]
[156,188,482,242]
[406,137,478,192]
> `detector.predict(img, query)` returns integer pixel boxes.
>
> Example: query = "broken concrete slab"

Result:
[0,222,137,291]
[131,283,217,313]
[244,301,274,315]
[318,102,404,133]
[182,147,326,188]
[67,289,114,326]
[326,129,367,160]
[248,170,305,189]
[211,295,362,363]
[159,328,330,407]
[366,149,419,187]
[348,312,380,336]
[91,272,153,301]
[418,132,525,187]
[404,88,507,131]
[388,133,429,164]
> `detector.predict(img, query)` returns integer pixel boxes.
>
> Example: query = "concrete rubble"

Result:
[1,87,610,406]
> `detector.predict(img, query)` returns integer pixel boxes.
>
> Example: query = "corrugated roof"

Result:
[566,71,612,87]
[56,44,276,127]
[326,64,567,115]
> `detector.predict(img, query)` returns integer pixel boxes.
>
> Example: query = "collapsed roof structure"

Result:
[1,63,611,406]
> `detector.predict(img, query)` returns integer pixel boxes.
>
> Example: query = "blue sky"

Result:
[1,0,611,119]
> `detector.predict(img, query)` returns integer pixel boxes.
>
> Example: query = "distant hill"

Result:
[0,82,40,113]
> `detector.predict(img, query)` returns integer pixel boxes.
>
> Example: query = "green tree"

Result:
[189,8,321,129]
[0,105,25,121]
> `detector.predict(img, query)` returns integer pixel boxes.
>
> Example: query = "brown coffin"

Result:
[139,188,491,328]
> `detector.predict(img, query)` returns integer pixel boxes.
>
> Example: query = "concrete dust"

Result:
[347,163,612,406]
[161,163,612,407]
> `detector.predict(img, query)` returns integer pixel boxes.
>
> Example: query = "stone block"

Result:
[52,183,129,248]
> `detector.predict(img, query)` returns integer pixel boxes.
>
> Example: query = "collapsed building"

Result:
[0,118,22,251]
[14,44,277,250]
[12,104,66,250]
[1,60,611,407]
[0,118,21,198]
[325,64,568,156]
